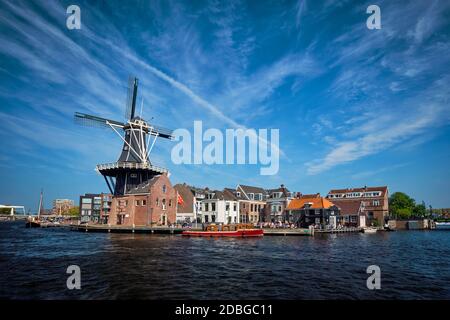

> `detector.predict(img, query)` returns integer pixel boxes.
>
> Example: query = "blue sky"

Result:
[0,0,449,211]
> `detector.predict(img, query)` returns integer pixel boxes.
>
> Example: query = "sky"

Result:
[0,0,449,211]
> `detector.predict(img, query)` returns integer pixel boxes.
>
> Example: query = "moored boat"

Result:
[25,189,43,228]
[362,227,378,234]
[182,223,263,237]
[435,222,450,230]
[25,217,41,228]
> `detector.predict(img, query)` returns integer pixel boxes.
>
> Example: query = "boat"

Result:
[182,223,264,237]
[435,222,450,230]
[362,227,378,234]
[25,217,41,228]
[25,189,43,228]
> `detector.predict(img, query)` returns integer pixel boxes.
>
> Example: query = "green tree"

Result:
[67,206,80,216]
[0,207,11,214]
[413,202,427,217]
[389,192,416,218]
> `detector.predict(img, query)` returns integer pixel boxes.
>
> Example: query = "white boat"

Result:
[362,227,378,234]
[435,222,450,230]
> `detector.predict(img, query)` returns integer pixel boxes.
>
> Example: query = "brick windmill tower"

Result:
[74,77,177,226]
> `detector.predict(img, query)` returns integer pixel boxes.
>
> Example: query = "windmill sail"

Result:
[125,76,138,121]
[74,76,173,196]
[74,112,125,128]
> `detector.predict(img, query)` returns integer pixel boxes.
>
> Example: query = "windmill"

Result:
[74,76,174,196]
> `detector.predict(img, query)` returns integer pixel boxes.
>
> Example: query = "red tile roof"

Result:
[287,195,335,210]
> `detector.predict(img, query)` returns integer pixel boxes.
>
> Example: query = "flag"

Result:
[177,193,184,205]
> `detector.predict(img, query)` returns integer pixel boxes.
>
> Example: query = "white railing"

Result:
[96,162,168,173]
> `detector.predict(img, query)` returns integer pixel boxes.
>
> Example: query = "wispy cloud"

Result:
[304,0,450,174]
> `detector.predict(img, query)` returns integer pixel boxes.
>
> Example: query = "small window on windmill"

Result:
[130,173,137,178]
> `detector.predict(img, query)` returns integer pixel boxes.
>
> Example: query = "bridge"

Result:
[0,205,31,220]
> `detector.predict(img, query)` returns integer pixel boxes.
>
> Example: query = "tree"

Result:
[0,207,11,215]
[413,202,427,218]
[389,192,416,218]
[67,206,80,216]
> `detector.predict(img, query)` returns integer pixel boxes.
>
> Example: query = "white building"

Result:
[202,189,239,224]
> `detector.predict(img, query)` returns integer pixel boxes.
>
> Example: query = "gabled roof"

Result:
[235,184,267,201]
[332,199,364,215]
[287,195,335,210]
[206,189,238,201]
[267,185,291,197]
[238,185,266,194]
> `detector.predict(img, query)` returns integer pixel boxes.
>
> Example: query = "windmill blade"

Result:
[148,124,174,140]
[74,112,125,128]
[125,76,138,121]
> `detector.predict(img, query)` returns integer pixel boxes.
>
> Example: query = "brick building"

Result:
[232,185,267,224]
[286,193,340,228]
[53,199,75,215]
[108,173,176,226]
[326,186,389,226]
[333,200,366,227]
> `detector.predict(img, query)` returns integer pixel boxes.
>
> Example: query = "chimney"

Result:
[280,184,285,189]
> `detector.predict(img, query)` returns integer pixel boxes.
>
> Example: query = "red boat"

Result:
[182,224,264,237]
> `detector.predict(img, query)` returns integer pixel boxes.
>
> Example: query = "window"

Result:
[233,203,237,211]
[169,199,172,207]
[251,204,254,212]
[226,203,230,211]
[135,200,140,206]
[236,192,240,197]
[162,199,166,210]
[142,200,146,206]
[249,193,254,200]
[278,206,282,212]
[162,185,166,193]
[82,198,92,204]
[212,203,216,211]
[373,200,380,206]
[156,198,159,206]
[211,215,216,222]
[205,203,209,212]
[204,215,209,223]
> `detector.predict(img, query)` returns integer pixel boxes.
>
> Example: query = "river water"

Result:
[0,221,449,299]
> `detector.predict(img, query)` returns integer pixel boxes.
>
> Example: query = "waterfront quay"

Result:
[71,224,191,234]
[72,224,322,236]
